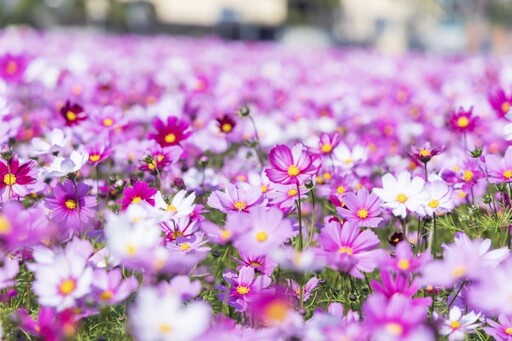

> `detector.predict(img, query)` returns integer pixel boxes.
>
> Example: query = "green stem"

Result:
[308,189,316,246]
[296,183,303,251]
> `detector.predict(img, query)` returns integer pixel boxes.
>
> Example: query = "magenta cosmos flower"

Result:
[220,266,272,312]
[45,180,97,230]
[121,181,157,210]
[337,188,383,228]
[318,221,384,278]
[0,156,37,199]
[448,107,479,133]
[60,101,87,127]
[265,143,321,185]
[318,132,342,156]
[489,87,512,118]
[149,116,192,147]
[0,53,28,83]
[408,141,445,164]
[485,146,512,183]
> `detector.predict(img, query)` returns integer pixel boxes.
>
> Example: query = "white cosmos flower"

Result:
[31,128,70,155]
[129,286,211,341]
[373,171,427,219]
[153,190,196,220]
[417,180,454,217]
[45,150,89,177]
[439,306,481,341]
[332,144,368,170]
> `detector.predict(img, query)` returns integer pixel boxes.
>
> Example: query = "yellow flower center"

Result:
[99,290,113,301]
[260,185,268,193]
[457,116,469,128]
[236,285,250,295]
[396,193,408,203]
[89,154,101,162]
[287,188,298,197]
[505,327,512,335]
[450,321,461,330]
[164,133,176,143]
[59,279,76,295]
[428,199,439,209]
[131,196,142,204]
[419,149,431,157]
[502,101,511,113]
[321,143,333,153]
[356,208,369,219]
[250,261,261,267]
[3,173,16,186]
[234,201,247,211]
[220,229,232,240]
[126,244,136,256]
[323,172,332,180]
[256,231,268,242]
[264,301,289,322]
[452,266,466,278]
[6,61,17,75]
[504,170,512,179]
[159,323,172,334]
[103,118,114,127]
[180,243,191,251]
[337,186,346,194]
[157,154,165,162]
[65,199,77,209]
[66,111,77,121]
[166,204,178,212]
[385,322,404,336]
[221,123,232,133]
[0,215,11,234]
[338,246,353,255]
[287,165,300,176]
[397,259,410,270]
[462,170,474,182]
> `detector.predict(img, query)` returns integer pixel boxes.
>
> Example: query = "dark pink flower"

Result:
[120,181,156,210]
[148,116,192,147]
[489,88,512,118]
[0,54,28,83]
[60,101,87,126]
[0,156,37,199]
[448,107,479,133]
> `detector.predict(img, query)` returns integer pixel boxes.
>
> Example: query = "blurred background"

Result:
[1,0,512,54]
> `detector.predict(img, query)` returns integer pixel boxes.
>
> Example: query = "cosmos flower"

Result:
[337,188,383,228]
[30,238,94,311]
[149,116,193,147]
[448,107,479,133]
[0,156,37,200]
[0,53,28,83]
[207,183,265,214]
[60,101,87,126]
[17,307,78,341]
[216,114,236,134]
[265,143,321,185]
[153,190,196,220]
[220,266,272,312]
[235,251,277,276]
[489,88,512,118]
[332,144,368,170]
[45,180,97,232]
[139,145,182,173]
[317,132,342,155]
[408,142,445,164]
[233,206,293,256]
[483,314,512,340]
[439,306,481,341]
[45,151,89,177]
[91,268,138,306]
[318,221,384,278]
[373,172,427,219]
[485,146,512,183]
[86,144,111,166]
[417,180,454,217]
[121,181,157,210]
[380,241,428,274]
[130,285,211,341]
[287,277,321,302]
[31,128,70,155]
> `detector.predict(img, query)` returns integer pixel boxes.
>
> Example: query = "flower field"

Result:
[2,28,512,340]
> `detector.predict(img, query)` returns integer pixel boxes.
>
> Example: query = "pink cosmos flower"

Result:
[266,183,309,211]
[233,206,293,256]
[371,271,431,308]
[149,116,192,147]
[45,180,97,231]
[17,307,77,341]
[265,143,321,185]
[287,277,321,302]
[337,188,383,228]
[441,159,484,191]
[485,146,512,183]
[220,266,272,312]
[0,53,28,83]
[489,88,512,118]
[318,132,342,155]
[139,145,183,173]
[380,241,428,274]
[91,268,138,306]
[121,181,157,210]
[363,294,434,341]
[235,251,277,276]
[207,183,265,214]
[318,221,384,278]
[0,156,37,200]
[408,142,445,164]
[448,107,479,133]
[86,144,111,166]
[484,314,512,340]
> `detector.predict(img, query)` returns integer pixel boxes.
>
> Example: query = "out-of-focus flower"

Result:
[0,53,28,83]
[46,151,89,177]
[485,146,512,183]
[121,181,157,210]
[408,142,445,164]
[149,116,192,147]
[317,132,342,156]
[489,88,512,118]
[332,144,368,170]
[91,268,138,306]
[31,128,70,155]
[60,101,87,126]
[448,107,479,133]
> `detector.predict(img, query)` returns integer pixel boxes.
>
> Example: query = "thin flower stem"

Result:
[296,183,303,251]
[448,280,466,309]
[248,116,265,170]
[308,189,316,246]
[423,162,428,182]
